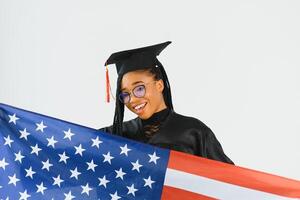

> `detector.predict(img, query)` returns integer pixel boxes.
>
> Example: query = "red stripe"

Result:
[161,186,216,200]
[167,150,300,198]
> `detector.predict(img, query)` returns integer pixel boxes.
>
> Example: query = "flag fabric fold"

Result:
[0,103,300,200]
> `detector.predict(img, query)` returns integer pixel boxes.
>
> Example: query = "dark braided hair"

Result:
[155,58,173,111]
[112,76,125,135]
[112,61,173,135]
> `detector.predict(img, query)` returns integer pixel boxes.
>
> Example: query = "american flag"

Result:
[1,103,300,200]
[0,103,168,199]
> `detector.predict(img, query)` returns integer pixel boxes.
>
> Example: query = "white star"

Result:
[98,175,110,188]
[148,151,160,164]
[115,168,126,180]
[14,151,25,164]
[81,183,92,196]
[91,136,102,149]
[58,151,69,164]
[8,113,19,124]
[53,174,64,187]
[74,144,85,156]
[4,135,14,147]
[46,136,58,148]
[70,167,81,180]
[36,182,47,194]
[103,152,114,164]
[0,158,9,170]
[36,121,47,132]
[144,176,155,188]
[64,190,75,200]
[131,160,143,172]
[19,190,31,200]
[120,144,131,156]
[25,166,36,179]
[19,128,30,140]
[63,128,75,141]
[127,183,138,196]
[110,191,121,200]
[30,144,42,156]
[8,173,20,186]
[86,159,98,172]
[42,159,53,171]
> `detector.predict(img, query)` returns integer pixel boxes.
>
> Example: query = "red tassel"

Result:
[105,65,110,103]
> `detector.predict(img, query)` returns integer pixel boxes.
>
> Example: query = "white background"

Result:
[1,0,299,180]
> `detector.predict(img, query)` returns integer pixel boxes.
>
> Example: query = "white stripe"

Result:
[164,168,296,200]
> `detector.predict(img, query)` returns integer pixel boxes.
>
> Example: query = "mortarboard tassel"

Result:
[105,65,110,103]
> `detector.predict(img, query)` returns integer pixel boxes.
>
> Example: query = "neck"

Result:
[154,95,167,112]
[141,107,170,126]
[155,103,167,113]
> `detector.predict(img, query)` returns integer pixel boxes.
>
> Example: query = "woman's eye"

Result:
[120,92,129,99]
[136,85,144,91]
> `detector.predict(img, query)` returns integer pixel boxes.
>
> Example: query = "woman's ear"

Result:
[156,79,164,92]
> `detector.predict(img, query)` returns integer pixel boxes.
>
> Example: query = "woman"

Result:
[100,41,234,165]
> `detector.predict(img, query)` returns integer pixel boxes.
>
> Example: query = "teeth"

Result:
[134,103,146,110]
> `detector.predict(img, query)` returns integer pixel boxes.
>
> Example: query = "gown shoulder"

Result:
[150,111,234,164]
[99,117,141,139]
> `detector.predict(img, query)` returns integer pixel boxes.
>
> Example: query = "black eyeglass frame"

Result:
[118,81,157,104]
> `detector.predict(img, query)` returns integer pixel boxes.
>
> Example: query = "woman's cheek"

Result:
[126,104,134,112]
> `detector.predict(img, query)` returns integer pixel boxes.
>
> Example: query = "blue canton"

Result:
[0,103,169,200]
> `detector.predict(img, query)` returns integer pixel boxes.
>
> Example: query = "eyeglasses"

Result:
[119,81,157,104]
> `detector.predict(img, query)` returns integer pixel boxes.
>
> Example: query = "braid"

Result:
[112,76,124,135]
[155,59,174,111]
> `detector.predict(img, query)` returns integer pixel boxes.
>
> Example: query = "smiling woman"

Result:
[120,69,166,119]
[100,41,234,164]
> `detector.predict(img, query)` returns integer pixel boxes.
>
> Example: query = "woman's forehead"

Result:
[122,70,153,82]
[121,70,153,88]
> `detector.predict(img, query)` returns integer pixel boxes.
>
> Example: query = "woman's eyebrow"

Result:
[132,81,144,85]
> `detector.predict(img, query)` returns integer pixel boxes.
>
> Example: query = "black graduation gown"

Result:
[100,110,234,165]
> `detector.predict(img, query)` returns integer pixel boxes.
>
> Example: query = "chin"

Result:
[137,111,153,120]
[130,104,154,120]
[138,113,150,120]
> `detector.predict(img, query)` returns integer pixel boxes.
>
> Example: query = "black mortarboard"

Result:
[104,41,173,135]
[105,41,171,76]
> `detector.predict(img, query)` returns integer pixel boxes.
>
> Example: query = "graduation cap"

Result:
[104,41,173,135]
[105,41,171,76]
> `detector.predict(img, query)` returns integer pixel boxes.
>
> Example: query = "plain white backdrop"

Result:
[1,0,299,180]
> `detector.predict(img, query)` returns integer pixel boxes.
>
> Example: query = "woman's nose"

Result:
[132,92,146,105]
[129,94,139,104]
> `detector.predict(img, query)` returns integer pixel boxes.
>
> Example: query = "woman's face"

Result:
[121,70,166,120]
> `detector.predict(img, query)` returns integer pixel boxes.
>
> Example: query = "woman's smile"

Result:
[133,102,147,113]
